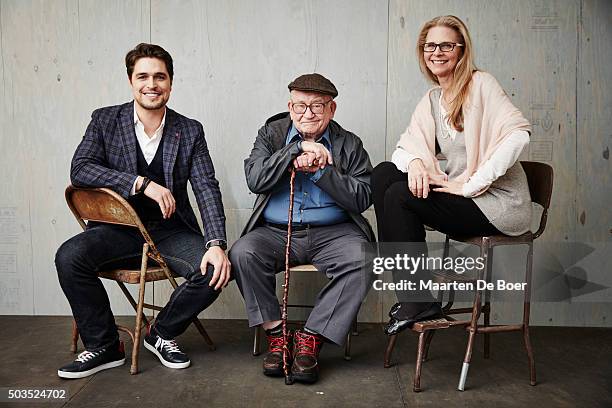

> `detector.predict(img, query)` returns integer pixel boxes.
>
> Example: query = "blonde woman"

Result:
[372,15,532,335]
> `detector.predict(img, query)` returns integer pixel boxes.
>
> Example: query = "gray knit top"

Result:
[430,89,532,236]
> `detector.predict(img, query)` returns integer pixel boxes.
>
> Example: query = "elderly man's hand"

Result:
[293,152,320,173]
[300,141,333,169]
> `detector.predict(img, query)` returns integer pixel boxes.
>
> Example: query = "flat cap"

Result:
[288,73,338,98]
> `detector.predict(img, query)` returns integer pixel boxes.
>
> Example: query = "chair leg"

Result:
[384,334,398,368]
[523,243,536,385]
[458,239,488,391]
[459,329,476,391]
[344,330,352,361]
[423,330,435,361]
[483,248,493,359]
[483,302,490,359]
[70,319,79,353]
[117,281,150,327]
[253,326,262,356]
[131,244,149,375]
[414,332,426,392]
[523,325,536,386]
[443,289,455,313]
[344,315,358,360]
[191,318,216,351]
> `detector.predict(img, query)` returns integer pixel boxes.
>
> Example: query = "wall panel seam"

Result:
[384,0,390,162]
[0,0,5,95]
[576,0,581,236]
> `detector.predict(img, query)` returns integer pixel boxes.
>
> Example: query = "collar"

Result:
[285,124,331,147]
[133,103,167,136]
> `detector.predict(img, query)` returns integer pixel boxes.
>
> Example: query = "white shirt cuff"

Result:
[463,130,529,197]
[130,176,140,196]
[391,148,420,173]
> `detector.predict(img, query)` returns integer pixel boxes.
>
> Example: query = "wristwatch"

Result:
[137,177,151,194]
[206,239,227,251]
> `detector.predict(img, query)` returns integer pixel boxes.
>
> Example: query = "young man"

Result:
[230,73,374,383]
[55,43,230,378]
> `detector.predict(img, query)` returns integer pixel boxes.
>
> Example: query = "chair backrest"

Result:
[520,161,554,239]
[65,186,143,230]
[65,185,172,273]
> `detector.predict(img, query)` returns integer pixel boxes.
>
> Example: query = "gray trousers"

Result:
[229,222,370,346]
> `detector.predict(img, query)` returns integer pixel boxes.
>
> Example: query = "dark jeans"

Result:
[371,162,500,308]
[55,219,220,351]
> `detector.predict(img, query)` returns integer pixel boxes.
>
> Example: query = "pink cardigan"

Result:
[396,71,531,183]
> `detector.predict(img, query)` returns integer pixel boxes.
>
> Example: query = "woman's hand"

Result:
[407,159,447,198]
[431,179,465,196]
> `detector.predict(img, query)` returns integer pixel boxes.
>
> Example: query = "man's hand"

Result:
[407,159,448,198]
[300,141,333,169]
[200,246,231,290]
[293,152,320,173]
[431,179,465,196]
[143,181,176,219]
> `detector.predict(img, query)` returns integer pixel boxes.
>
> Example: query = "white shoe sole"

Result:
[144,340,190,369]
[57,358,125,379]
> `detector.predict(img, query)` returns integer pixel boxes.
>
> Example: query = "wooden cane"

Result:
[282,168,297,385]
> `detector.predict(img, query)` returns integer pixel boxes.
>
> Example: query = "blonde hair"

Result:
[416,15,477,131]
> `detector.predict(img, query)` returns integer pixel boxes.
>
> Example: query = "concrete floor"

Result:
[1,316,611,408]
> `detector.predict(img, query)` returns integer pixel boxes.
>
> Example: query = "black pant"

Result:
[371,162,500,308]
[55,220,220,351]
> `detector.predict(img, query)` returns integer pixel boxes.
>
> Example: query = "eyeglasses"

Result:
[423,42,464,53]
[291,100,332,115]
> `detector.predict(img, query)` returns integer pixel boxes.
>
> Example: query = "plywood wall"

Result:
[0,0,609,326]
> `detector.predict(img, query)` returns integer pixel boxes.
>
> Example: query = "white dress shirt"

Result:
[130,105,167,195]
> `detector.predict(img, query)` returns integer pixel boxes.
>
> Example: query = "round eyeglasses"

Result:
[291,100,332,115]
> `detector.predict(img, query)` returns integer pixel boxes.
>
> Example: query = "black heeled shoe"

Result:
[384,317,413,335]
[384,303,443,335]
[388,302,401,318]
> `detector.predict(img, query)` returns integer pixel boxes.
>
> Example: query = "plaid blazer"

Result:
[70,101,226,242]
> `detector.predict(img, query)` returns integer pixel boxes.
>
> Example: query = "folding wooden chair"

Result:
[65,186,216,374]
[384,161,554,392]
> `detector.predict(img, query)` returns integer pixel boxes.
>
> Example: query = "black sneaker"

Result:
[58,341,125,379]
[144,331,190,369]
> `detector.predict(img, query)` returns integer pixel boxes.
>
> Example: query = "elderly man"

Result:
[230,73,374,383]
[55,43,230,378]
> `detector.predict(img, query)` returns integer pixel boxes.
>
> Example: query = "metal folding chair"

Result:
[65,186,216,374]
